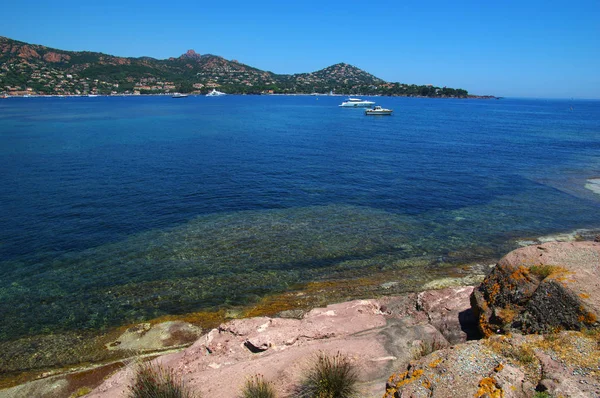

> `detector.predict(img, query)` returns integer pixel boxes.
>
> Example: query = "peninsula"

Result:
[0,36,485,98]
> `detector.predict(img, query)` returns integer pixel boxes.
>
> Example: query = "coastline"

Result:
[3,234,599,397]
[0,93,498,99]
[1,226,598,393]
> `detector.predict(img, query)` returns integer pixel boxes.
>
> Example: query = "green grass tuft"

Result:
[529,264,558,279]
[127,361,197,398]
[69,387,92,397]
[295,352,358,398]
[241,374,276,398]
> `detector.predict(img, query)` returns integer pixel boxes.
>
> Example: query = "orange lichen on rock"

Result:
[389,368,425,389]
[488,282,501,304]
[529,330,600,371]
[577,309,597,325]
[542,266,573,284]
[497,307,518,324]
[479,312,495,337]
[387,370,408,388]
[475,377,504,398]
[509,266,531,283]
[428,358,443,368]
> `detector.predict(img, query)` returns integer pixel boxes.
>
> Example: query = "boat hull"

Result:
[340,102,375,107]
[365,110,393,115]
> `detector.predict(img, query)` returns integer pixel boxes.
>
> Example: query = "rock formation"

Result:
[386,241,600,398]
[384,331,600,397]
[471,241,600,335]
[81,287,475,398]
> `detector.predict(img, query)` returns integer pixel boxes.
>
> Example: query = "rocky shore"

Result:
[2,240,599,398]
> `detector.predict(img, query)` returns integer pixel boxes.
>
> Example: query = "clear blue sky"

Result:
[3,0,599,98]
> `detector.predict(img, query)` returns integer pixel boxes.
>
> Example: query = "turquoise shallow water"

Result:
[0,95,599,342]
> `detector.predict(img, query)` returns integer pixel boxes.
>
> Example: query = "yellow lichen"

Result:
[394,368,424,388]
[428,358,443,368]
[475,377,504,398]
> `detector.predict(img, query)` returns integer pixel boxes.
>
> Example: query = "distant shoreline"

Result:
[1,93,499,99]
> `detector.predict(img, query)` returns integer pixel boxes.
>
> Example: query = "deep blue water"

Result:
[1,95,599,341]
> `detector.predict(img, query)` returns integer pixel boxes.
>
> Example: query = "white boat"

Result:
[172,93,188,98]
[339,98,375,107]
[365,106,393,115]
[206,89,226,97]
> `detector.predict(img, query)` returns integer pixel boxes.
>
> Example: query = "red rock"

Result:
[42,52,70,62]
[17,45,40,59]
[87,289,474,398]
[181,49,202,60]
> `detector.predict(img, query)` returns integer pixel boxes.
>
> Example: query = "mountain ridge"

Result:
[0,36,476,97]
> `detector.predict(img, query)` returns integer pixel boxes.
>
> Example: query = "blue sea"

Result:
[1,95,600,344]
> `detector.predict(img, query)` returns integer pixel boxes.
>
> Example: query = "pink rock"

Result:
[88,291,474,398]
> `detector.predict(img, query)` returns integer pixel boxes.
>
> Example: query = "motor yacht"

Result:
[365,106,393,115]
[206,89,226,97]
[339,98,375,107]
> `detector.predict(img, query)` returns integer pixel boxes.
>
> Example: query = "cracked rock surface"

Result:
[87,288,474,398]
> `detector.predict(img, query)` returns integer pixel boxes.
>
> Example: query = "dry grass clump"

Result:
[241,374,276,398]
[413,338,446,360]
[128,361,197,398]
[295,352,359,398]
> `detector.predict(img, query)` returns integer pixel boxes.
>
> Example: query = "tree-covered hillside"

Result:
[0,36,479,97]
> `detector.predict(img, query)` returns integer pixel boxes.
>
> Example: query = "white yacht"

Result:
[172,93,188,98]
[206,89,226,97]
[339,98,375,107]
[365,106,393,115]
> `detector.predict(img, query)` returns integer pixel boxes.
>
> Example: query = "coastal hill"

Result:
[0,36,474,97]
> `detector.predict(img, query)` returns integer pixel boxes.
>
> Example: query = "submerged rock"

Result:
[471,241,600,335]
[105,321,202,352]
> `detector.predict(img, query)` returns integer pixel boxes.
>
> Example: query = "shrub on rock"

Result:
[128,361,197,398]
[295,352,358,398]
